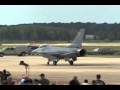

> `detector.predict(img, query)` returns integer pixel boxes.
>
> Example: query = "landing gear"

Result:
[47,58,59,66]
[53,61,57,65]
[69,61,74,65]
[47,62,49,65]
[21,52,26,56]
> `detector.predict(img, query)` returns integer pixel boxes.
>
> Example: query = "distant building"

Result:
[85,35,95,40]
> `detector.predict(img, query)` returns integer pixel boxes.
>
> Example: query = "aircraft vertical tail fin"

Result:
[65,29,85,48]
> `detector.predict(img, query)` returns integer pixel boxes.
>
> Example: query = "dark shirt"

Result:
[39,78,50,85]
[95,80,105,85]
[69,79,80,85]
[0,73,11,82]
[24,79,33,85]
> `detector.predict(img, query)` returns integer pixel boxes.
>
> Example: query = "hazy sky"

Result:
[0,5,120,25]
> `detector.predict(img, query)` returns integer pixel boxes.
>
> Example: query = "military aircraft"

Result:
[31,29,86,65]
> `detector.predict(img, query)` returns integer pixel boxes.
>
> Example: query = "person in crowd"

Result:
[1,80,8,85]
[0,69,11,83]
[24,77,33,85]
[95,74,105,85]
[51,83,56,85]
[18,74,29,85]
[82,79,89,85]
[69,76,80,85]
[39,73,50,85]
[33,79,41,85]
[7,76,15,85]
[92,80,96,85]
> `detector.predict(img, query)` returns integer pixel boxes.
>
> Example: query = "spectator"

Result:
[33,79,41,85]
[18,74,29,85]
[7,76,15,85]
[39,73,50,85]
[82,79,89,85]
[69,76,80,85]
[1,80,8,85]
[24,78,33,85]
[92,80,96,85]
[0,69,11,83]
[0,71,2,84]
[95,74,105,85]
[51,83,56,85]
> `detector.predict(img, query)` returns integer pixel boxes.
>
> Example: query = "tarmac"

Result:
[0,56,120,85]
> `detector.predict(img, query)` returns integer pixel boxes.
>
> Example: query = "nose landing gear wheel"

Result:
[69,61,73,65]
[47,62,49,65]
[53,61,57,65]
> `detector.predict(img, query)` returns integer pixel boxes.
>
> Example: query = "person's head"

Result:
[73,76,77,80]
[51,83,56,85]
[84,79,88,83]
[3,69,6,74]
[22,74,29,79]
[33,79,39,85]
[96,74,101,80]
[7,76,12,82]
[92,80,96,85]
[39,73,45,79]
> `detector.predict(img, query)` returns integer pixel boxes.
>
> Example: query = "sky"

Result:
[0,5,120,25]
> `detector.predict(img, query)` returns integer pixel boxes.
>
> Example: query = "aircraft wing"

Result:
[60,52,77,57]
[42,52,77,59]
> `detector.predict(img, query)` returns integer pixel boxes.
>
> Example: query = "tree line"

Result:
[0,22,120,42]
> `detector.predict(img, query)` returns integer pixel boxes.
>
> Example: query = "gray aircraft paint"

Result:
[31,29,86,65]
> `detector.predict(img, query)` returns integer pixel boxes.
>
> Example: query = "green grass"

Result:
[1,40,120,44]
[0,46,13,49]
[83,46,120,58]
[0,40,70,44]
[0,44,120,58]
[83,40,120,43]
[83,46,120,51]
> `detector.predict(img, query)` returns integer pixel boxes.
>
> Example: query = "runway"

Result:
[0,56,120,84]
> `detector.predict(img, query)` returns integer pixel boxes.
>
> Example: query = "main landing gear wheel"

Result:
[53,61,57,65]
[69,61,73,65]
[47,62,49,65]
[21,52,26,56]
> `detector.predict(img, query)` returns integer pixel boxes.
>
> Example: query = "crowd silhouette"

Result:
[0,69,107,85]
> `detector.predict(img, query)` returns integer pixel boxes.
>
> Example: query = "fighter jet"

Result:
[31,29,86,65]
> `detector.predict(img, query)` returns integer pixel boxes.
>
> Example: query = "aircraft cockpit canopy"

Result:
[39,44,50,48]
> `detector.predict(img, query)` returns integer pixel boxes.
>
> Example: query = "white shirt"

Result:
[82,83,90,85]
[18,79,25,85]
